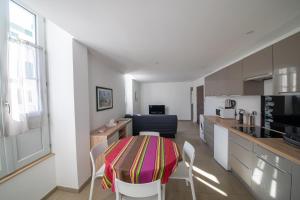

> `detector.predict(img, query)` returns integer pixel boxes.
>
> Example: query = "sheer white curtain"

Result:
[5,38,44,136]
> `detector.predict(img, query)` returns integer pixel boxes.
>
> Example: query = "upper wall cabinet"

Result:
[205,70,222,96]
[273,32,300,94]
[242,46,273,80]
[205,62,243,96]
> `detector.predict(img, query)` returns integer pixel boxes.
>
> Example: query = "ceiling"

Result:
[23,0,300,82]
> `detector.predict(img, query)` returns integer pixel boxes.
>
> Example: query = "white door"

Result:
[0,1,50,178]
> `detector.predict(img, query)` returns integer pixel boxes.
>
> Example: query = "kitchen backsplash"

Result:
[204,96,261,126]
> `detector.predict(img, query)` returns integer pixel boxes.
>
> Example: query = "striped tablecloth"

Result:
[102,135,182,191]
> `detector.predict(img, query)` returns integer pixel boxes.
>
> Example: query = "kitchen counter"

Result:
[205,116,244,129]
[205,115,300,165]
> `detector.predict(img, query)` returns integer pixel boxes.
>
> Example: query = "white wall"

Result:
[132,80,141,114]
[125,75,133,115]
[47,20,79,189]
[140,82,192,120]
[72,40,91,187]
[88,51,126,130]
[0,156,56,200]
[47,21,90,189]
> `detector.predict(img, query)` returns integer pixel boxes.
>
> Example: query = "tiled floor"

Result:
[46,121,255,200]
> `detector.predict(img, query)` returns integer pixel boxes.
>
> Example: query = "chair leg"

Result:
[162,184,166,200]
[89,177,95,200]
[189,177,196,200]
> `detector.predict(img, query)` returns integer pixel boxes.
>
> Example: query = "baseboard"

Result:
[57,176,91,193]
[42,176,91,199]
[41,186,57,200]
[78,176,92,192]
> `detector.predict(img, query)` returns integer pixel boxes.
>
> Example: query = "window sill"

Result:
[0,153,55,185]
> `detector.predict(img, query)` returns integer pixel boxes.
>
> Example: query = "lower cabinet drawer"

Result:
[230,154,252,186]
[254,144,292,173]
[230,132,253,151]
[230,141,253,168]
[252,156,291,200]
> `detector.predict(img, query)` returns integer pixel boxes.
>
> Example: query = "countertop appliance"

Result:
[216,107,235,119]
[214,124,229,170]
[225,99,236,109]
[231,126,284,138]
[262,95,300,148]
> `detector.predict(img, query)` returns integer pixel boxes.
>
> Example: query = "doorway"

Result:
[197,86,204,124]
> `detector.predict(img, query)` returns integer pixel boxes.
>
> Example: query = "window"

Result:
[8,1,40,116]
[9,0,36,43]
[0,1,50,179]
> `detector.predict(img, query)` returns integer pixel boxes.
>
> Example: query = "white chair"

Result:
[139,131,160,137]
[170,141,196,200]
[115,178,162,200]
[89,141,108,200]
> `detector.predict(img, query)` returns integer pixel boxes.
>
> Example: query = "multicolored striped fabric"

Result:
[102,136,181,191]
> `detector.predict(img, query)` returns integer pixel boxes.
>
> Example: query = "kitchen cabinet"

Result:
[252,156,291,200]
[222,62,244,95]
[205,61,264,96]
[205,70,222,96]
[252,144,292,200]
[253,144,292,173]
[126,120,133,136]
[242,46,273,80]
[291,164,300,200]
[205,62,243,96]
[229,132,254,187]
[203,117,214,152]
[273,32,300,94]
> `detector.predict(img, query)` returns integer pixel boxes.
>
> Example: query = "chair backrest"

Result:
[90,141,108,173]
[139,131,160,137]
[115,178,161,200]
[183,141,195,173]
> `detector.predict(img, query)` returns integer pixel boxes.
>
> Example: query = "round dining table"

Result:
[101,135,182,191]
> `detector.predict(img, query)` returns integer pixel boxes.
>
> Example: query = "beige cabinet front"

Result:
[273,32,300,94]
[252,156,291,200]
[242,46,273,80]
[205,62,243,96]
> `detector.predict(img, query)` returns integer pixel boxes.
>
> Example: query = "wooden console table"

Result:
[90,118,132,169]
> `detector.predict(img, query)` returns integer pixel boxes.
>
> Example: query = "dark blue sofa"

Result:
[131,115,178,138]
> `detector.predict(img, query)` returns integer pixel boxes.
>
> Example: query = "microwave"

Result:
[216,108,235,119]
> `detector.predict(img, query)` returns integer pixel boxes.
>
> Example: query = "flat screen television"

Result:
[149,105,165,114]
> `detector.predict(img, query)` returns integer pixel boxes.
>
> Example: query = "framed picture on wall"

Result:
[96,86,113,111]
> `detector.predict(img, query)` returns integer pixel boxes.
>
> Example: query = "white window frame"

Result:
[0,0,50,179]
